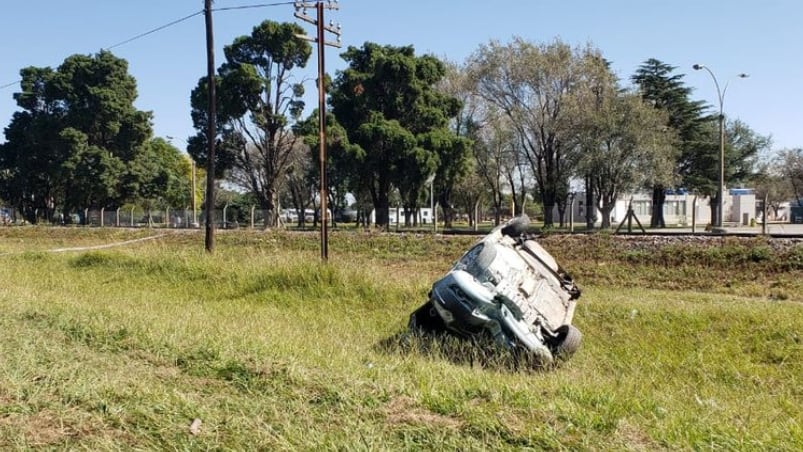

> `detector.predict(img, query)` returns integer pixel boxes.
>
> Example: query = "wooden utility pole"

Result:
[204,0,217,252]
[294,1,341,261]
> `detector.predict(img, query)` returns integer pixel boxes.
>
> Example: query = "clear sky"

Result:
[1,0,801,152]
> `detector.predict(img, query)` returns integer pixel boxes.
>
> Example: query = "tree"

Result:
[576,91,677,229]
[469,38,609,227]
[775,148,803,206]
[127,138,193,223]
[293,111,360,227]
[686,119,770,223]
[419,128,471,227]
[468,111,516,225]
[452,164,487,228]
[329,43,467,228]
[752,156,795,220]
[631,59,707,227]
[189,20,312,227]
[0,51,153,223]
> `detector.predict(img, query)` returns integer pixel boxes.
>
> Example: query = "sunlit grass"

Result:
[0,227,800,449]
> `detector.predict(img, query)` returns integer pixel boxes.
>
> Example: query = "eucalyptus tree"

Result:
[434,61,482,227]
[576,89,677,229]
[468,38,608,226]
[469,111,517,225]
[0,51,153,223]
[440,60,533,225]
[280,138,316,227]
[329,43,469,228]
[188,20,312,227]
[631,59,707,227]
[752,155,795,220]
[452,166,487,228]
[775,148,803,205]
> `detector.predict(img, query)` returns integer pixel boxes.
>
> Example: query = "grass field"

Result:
[0,227,800,450]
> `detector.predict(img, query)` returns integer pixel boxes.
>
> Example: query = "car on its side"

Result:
[409,215,582,367]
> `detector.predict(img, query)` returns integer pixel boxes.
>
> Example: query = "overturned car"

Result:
[409,215,582,367]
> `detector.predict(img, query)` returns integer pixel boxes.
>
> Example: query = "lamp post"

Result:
[692,64,748,229]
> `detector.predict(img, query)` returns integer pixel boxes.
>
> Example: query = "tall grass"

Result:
[0,228,800,449]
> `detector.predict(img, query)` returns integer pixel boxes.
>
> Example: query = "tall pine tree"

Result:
[631,58,706,227]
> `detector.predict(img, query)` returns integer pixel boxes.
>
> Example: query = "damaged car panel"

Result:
[409,215,582,366]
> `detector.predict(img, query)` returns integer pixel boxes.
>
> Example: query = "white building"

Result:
[566,189,756,227]
[370,207,435,225]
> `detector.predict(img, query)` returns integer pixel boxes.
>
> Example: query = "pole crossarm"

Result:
[294,1,342,47]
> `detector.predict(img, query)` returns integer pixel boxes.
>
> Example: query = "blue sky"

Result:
[2,0,801,152]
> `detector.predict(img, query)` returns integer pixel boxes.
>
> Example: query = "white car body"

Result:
[410,215,582,365]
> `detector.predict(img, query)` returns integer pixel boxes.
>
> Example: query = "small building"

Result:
[370,207,434,225]
[564,188,756,228]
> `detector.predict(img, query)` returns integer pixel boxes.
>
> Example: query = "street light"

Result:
[692,64,749,229]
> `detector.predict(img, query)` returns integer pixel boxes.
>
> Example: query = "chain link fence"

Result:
[0,206,280,229]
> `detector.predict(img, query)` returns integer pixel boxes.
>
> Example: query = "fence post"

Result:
[131,206,135,227]
[251,205,256,228]
[116,207,120,227]
[165,207,170,228]
[84,208,89,226]
[100,207,105,227]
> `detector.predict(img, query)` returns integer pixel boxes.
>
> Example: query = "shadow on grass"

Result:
[375,330,557,373]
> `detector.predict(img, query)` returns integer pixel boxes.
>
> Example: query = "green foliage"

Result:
[188,20,312,224]
[0,50,157,223]
[126,138,192,211]
[330,43,468,227]
[469,38,612,226]
[774,148,803,205]
[575,90,678,228]
[292,111,361,223]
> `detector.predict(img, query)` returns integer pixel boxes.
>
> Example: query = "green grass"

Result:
[0,227,801,450]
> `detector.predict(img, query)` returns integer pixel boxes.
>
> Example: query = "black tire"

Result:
[501,214,530,237]
[553,324,582,360]
[408,300,448,334]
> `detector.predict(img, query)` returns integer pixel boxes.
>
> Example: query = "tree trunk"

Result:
[585,176,595,229]
[650,185,666,228]
[541,189,558,227]
[600,204,614,229]
[710,192,720,226]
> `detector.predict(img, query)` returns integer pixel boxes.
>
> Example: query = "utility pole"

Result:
[294,1,341,261]
[191,159,197,227]
[204,0,217,252]
[692,64,748,230]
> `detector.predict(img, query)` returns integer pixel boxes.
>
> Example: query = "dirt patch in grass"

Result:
[383,396,463,430]
[0,409,85,447]
[613,418,664,451]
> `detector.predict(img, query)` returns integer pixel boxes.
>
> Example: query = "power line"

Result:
[213,2,296,12]
[105,10,204,51]
[1,2,296,91]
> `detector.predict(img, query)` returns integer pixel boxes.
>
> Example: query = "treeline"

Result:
[3,20,801,227]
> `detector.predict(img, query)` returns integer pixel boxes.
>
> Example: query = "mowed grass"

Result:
[0,227,800,450]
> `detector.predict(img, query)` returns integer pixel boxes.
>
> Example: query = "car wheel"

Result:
[408,300,447,334]
[501,214,530,237]
[553,324,582,359]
